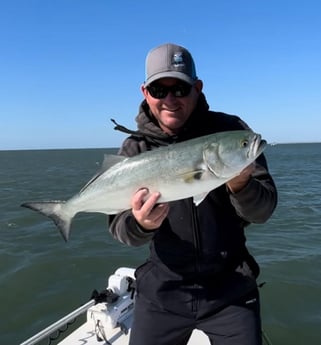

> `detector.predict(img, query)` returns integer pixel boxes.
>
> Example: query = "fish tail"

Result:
[21,201,73,242]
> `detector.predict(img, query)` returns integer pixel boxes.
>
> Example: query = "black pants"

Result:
[129,288,262,345]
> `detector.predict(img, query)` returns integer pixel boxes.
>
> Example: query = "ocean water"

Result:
[0,144,321,345]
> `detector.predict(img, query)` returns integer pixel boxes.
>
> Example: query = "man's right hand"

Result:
[131,188,169,231]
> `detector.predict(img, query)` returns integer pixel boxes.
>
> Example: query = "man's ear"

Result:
[194,79,203,94]
[141,84,148,98]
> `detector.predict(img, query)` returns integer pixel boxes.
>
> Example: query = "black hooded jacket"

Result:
[109,94,277,312]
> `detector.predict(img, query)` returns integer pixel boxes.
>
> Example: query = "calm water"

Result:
[1,144,321,344]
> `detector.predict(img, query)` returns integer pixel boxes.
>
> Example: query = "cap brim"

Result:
[145,71,196,86]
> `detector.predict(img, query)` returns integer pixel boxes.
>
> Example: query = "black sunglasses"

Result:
[146,82,193,99]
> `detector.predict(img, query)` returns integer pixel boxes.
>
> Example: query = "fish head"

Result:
[203,130,267,178]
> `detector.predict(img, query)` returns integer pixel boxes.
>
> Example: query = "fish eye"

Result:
[241,139,249,148]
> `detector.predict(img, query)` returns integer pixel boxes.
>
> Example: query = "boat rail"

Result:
[20,299,95,345]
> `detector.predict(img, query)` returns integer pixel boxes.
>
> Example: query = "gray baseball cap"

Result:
[144,43,198,86]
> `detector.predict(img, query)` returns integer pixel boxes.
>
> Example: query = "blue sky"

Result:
[1,0,320,150]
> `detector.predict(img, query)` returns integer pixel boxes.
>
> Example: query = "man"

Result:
[110,43,277,345]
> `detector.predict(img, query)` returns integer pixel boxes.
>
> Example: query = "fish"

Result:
[21,130,266,241]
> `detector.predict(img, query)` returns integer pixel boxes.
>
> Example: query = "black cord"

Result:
[46,318,77,345]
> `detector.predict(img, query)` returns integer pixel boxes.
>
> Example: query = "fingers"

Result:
[241,162,256,176]
[227,163,256,193]
[131,189,169,231]
[132,189,159,213]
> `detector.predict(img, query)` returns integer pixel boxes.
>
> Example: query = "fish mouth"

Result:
[249,134,267,158]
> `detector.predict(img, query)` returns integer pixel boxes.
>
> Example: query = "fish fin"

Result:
[180,169,206,183]
[102,154,127,170]
[21,201,73,242]
[79,155,127,193]
[193,192,209,206]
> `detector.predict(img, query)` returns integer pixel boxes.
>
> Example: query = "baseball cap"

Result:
[144,43,198,86]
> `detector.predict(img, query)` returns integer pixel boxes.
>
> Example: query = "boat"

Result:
[20,267,273,345]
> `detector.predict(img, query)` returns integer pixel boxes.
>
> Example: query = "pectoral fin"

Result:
[180,169,207,183]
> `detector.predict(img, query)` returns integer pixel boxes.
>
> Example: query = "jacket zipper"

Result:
[190,199,201,312]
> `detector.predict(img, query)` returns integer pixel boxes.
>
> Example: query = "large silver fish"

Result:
[21,130,266,241]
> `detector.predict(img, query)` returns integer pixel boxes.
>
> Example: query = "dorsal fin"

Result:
[79,155,126,193]
[101,154,127,171]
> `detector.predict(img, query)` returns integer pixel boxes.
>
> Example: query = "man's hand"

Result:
[131,189,169,231]
[226,163,255,194]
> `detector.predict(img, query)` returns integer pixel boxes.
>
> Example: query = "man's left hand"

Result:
[226,163,255,193]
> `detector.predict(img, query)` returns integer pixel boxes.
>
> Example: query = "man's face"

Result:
[142,78,203,135]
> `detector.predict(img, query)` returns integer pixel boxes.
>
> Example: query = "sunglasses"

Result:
[146,82,193,99]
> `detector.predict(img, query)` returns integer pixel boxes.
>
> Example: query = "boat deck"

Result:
[58,314,211,345]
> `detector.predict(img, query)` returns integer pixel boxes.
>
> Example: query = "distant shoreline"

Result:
[1,142,321,152]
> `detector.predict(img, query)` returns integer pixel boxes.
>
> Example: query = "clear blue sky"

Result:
[1,0,320,150]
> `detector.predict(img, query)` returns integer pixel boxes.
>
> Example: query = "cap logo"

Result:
[172,52,185,68]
